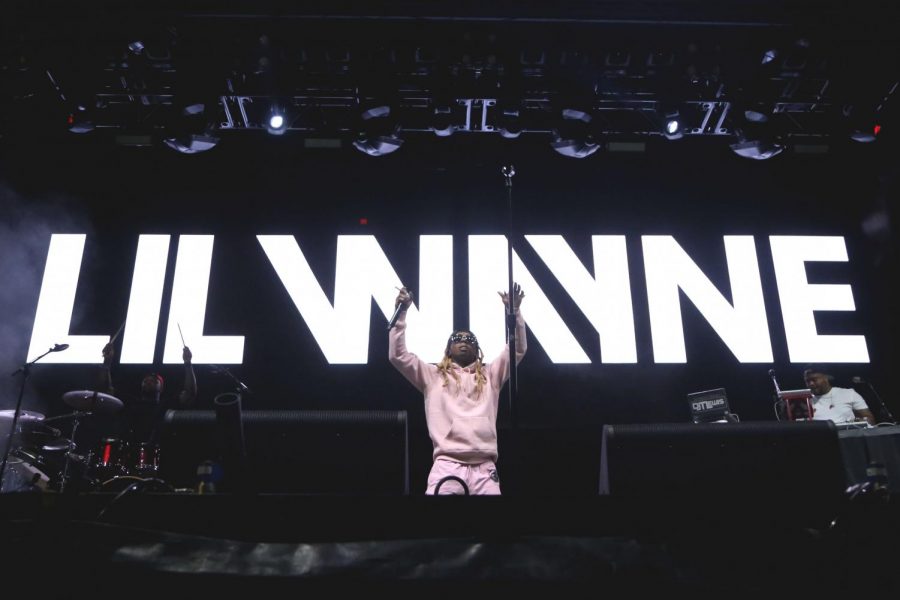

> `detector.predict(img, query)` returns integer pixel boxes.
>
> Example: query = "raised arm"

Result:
[177,346,198,407]
[98,342,116,394]
[490,283,527,385]
[388,287,430,392]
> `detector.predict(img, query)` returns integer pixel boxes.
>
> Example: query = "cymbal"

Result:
[62,390,123,414]
[0,409,45,422]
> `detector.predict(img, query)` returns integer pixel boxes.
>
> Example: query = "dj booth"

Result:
[838,425,900,493]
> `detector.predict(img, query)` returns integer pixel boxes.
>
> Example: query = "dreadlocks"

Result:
[437,340,487,396]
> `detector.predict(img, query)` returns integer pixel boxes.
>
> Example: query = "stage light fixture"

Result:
[744,108,769,123]
[163,102,220,154]
[67,104,94,134]
[352,105,404,157]
[431,105,457,137]
[729,138,785,160]
[845,105,880,143]
[726,102,784,159]
[850,128,878,143]
[266,106,288,136]
[550,108,600,158]
[659,106,685,140]
[497,107,523,139]
[163,134,219,154]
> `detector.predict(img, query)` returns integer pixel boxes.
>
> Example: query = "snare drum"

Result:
[92,437,128,477]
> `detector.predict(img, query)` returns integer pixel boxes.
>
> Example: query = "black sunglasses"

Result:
[449,333,478,345]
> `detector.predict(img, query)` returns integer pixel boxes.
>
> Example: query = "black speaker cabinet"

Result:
[161,409,409,495]
[599,421,846,507]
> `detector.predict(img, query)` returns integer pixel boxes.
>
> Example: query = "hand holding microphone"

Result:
[388,287,414,330]
[767,368,782,394]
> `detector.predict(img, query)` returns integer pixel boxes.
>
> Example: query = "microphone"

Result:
[51,344,69,352]
[387,303,406,330]
[209,365,251,394]
[387,289,414,330]
[852,376,865,385]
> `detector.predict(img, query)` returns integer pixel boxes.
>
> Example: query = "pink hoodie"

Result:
[389,310,526,464]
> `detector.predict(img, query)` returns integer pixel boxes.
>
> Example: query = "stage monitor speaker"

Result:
[599,421,846,509]
[161,409,409,495]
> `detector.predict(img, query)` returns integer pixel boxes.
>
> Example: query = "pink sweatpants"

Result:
[426,457,501,495]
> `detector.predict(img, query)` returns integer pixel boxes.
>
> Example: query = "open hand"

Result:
[498,282,525,310]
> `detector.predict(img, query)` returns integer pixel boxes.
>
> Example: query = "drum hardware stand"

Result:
[58,410,91,493]
[1,344,67,490]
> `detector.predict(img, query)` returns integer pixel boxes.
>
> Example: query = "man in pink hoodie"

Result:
[389,284,526,495]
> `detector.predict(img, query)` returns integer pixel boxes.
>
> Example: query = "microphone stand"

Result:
[1,346,57,490]
[500,165,520,495]
[210,365,252,395]
[857,379,895,424]
[502,165,518,427]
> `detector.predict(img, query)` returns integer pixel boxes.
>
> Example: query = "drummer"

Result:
[99,343,197,445]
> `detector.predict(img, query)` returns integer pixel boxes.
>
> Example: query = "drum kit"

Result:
[1,390,163,493]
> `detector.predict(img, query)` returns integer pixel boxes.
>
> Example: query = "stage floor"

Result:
[2,492,898,595]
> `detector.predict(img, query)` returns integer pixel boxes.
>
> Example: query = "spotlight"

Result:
[726,102,784,159]
[497,107,523,139]
[163,102,220,154]
[128,41,145,55]
[550,108,600,158]
[744,109,769,123]
[761,49,778,65]
[660,107,684,140]
[266,106,288,135]
[729,139,785,160]
[850,128,879,143]
[353,105,404,156]
[352,134,404,156]
[163,134,219,154]
[551,139,600,158]
[845,105,880,143]
[67,104,94,134]
[431,105,457,137]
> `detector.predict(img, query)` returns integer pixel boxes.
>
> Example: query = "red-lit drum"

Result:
[130,442,160,477]
[92,437,128,478]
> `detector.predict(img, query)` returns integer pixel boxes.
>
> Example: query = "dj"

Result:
[803,365,874,426]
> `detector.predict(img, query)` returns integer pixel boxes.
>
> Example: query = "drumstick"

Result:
[177,322,187,347]
[109,319,127,344]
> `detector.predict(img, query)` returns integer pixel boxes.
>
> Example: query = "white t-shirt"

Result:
[811,387,868,424]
